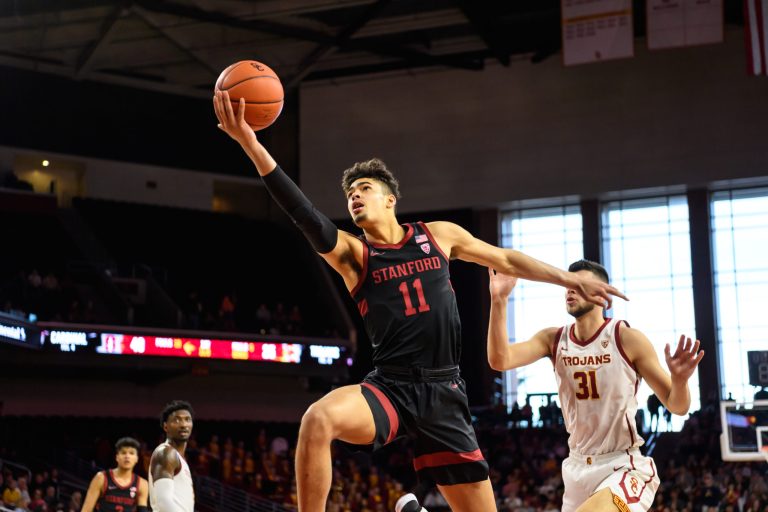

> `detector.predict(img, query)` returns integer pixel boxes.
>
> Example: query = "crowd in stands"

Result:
[650,404,768,512]
[0,269,81,323]
[0,466,80,512]
[0,269,323,337]
[105,429,410,511]
[2,400,767,512]
[180,291,313,336]
[1,195,343,338]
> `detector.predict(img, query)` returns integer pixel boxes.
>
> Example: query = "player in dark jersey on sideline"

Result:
[81,437,148,512]
[213,91,626,512]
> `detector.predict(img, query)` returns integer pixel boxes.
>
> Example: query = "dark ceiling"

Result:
[0,0,745,98]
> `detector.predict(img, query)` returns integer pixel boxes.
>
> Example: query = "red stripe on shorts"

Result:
[361,383,399,445]
[413,449,485,471]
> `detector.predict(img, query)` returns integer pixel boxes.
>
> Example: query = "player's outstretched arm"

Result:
[622,327,704,415]
[213,90,363,288]
[428,221,627,308]
[80,472,104,512]
[487,268,557,371]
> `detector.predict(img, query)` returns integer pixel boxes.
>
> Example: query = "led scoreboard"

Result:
[98,334,303,363]
[0,312,40,349]
[39,325,349,372]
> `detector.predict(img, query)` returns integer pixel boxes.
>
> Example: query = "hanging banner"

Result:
[745,0,768,75]
[647,0,723,50]
[562,0,634,66]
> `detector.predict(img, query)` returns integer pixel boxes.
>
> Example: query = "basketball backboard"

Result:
[720,400,768,461]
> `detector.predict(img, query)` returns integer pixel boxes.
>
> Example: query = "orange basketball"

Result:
[215,60,284,131]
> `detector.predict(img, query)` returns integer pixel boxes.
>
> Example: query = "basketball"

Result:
[215,60,284,131]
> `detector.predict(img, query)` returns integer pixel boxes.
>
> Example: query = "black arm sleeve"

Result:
[261,165,339,254]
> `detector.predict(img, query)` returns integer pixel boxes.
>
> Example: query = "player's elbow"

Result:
[497,258,518,277]
[487,353,509,372]
[488,360,503,372]
[665,397,691,416]
[669,403,690,416]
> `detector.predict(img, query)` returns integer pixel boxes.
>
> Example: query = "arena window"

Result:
[602,195,699,431]
[500,205,583,419]
[711,187,768,402]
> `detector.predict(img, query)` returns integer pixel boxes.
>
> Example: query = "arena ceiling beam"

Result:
[304,48,491,82]
[133,0,483,72]
[284,0,393,88]
[74,2,130,78]
[457,1,511,67]
[132,5,221,79]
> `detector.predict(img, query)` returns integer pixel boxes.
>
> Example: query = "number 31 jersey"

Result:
[352,222,461,368]
[553,318,644,455]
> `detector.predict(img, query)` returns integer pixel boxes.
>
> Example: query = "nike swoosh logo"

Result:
[613,465,626,471]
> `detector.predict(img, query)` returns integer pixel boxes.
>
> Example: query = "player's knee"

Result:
[299,402,335,443]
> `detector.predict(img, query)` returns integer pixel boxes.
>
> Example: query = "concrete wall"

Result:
[1,145,263,211]
[300,28,768,218]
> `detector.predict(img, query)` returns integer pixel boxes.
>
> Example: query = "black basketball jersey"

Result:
[352,222,461,367]
[97,470,139,512]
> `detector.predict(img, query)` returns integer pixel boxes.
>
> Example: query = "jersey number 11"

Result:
[398,278,431,317]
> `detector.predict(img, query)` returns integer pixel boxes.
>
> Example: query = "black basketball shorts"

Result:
[358,368,489,486]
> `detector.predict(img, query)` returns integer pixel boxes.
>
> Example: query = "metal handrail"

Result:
[58,452,292,512]
[0,458,32,483]
[195,475,293,512]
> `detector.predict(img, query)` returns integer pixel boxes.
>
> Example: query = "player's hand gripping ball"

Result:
[214,61,283,131]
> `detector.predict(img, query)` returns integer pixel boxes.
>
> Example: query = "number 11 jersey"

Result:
[352,222,461,368]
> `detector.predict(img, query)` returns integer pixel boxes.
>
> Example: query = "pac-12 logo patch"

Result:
[130,487,137,498]
[420,243,431,254]
[602,339,609,348]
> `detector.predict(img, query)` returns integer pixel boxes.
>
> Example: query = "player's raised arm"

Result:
[487,268,558,371]
[213,90,363,288]
[80,472,104,512]
[428,221,627,308]
[623,328,704,415]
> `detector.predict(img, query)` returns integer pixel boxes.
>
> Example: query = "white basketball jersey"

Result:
[553,318,644,456]
[149,443,195,512]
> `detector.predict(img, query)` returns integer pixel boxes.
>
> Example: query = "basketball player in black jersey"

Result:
[214,91,626,512]
[81,437,148,512]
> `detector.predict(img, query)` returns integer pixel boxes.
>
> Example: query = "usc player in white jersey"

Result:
[487,260,704,512]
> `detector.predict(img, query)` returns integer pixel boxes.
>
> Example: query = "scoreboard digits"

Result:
[748,351,768,388]
[39,328,346,367]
